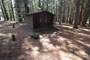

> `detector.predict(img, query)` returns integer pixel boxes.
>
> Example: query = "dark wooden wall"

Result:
[33,13,40,29]
[33,12,54,29]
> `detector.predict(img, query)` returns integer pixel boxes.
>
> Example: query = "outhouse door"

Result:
[39,13,48,28]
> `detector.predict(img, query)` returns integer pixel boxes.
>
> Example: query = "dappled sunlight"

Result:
[80,28,90,32]
[57,36,68,41]
[58,50,83,60]
[21,32,90,60]
[30,50,40,57]
[0,21,90,60]
[75,50,89,58]
[0,33,11,37]
[61,25,73,29]
[0,25,3,28]
[78,40,90,47]
[0,33,12,45]
[77,32,90,37]
[68,43,79,49]
[19,23,27,26]
[22,39,32,50]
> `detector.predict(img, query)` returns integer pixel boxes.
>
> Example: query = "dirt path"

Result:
[0,21,90,60]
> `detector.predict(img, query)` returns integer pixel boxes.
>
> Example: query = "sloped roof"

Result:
[25,11,55,16]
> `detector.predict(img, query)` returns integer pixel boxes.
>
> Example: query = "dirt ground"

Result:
[0,21,90,60]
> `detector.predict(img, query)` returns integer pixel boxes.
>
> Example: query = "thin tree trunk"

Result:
[73,0,80,28]
[89,19,90,26]
[10,0,15,21]
[39,0,41,8]
[8,4,12,21]
[32,1,34,12]
[59,0,62,24]
[81,0,90,27]
[1,0,9,21]
[1,2,6,20]
[56,1,57,22]
[23,0,29,13]
[41,0,44,10]
[67,7,70,23]
[46,0,48,11]
[78,0,83,25]
[62,3,66,23]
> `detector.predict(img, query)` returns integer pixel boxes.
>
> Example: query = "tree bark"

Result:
[89,20,90,26]
[1,2,6,20]
[1,0,9,21]
[59,0,62,24]
[73,0,80,28]
[46,0,48,11]
[10,0,15,21]
[81,0,90,27]
[78,0,83,25]
[8,4,12,20]
[62,3,66,23]
[39,0,41,8]
[23,0,29,13]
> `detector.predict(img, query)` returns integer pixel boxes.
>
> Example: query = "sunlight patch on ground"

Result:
[19,23,27,26]
[30,50,40,57]
[15,33,90,60]
[0,21,90,60]
[57,36,67,41]
[62,25,73,29]
[0,25,3,27]
[0,33,11,38]
[80,28,90,32]
[75,50,89,58]
[58,50,83,60]
[22,39,32,50]
[77,33,90,37]
[78,40,90,47]
[40,38,55,50]
[68,43,79,49]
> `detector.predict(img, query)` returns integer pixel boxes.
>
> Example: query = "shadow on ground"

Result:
[0,21,90,60]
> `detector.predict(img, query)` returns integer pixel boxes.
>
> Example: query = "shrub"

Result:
[12,24,15,28]
[12,34,16,41]
[19,18,23,22]
[31,33,40,39]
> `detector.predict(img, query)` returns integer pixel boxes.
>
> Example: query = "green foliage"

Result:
[31,33,40,39]
[2,0,60,21]
[19,18,23,22]
[11,34,16,41]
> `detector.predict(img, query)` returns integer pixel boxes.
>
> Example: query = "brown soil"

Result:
[0,21,90,60]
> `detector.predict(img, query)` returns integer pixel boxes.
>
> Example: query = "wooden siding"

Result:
[25,11,55,30]
[24,15,33,30]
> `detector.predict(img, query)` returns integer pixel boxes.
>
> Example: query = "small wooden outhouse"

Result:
[24,11,55,30]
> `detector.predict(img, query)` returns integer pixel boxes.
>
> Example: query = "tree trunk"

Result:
[1,2,6,20]
[62,5,66,23]
[89,19,90,26]
[69,15,73,24]
[46,0,48,11]
[1,0,9,21]
[59,0,62,24]
[67,7,70,23]
[8,4,12,21]
[56,1,58,22]
[23,0,29,13]
[39,0,41,8]
[81,0,90,27]
[41,0,44,10]
[73,0,80,28]
[10,0,15,21]
[78,0,83,25]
